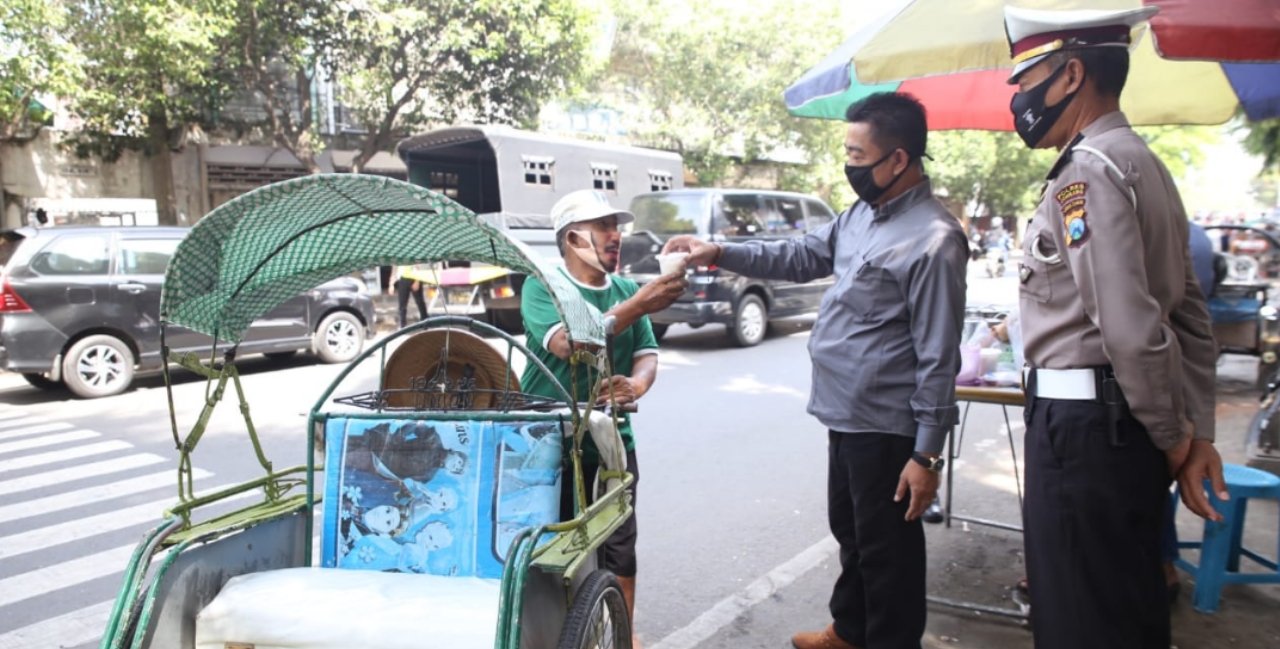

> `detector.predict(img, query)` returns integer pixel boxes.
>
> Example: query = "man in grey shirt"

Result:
[664,93,968,649]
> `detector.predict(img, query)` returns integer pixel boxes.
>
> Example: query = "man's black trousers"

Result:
[1023,394,1171,649]
[395,278,427,328]
[827,431,925,649]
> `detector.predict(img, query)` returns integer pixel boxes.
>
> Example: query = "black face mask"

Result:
[844,149,905,205]
[1010,62,1078,148]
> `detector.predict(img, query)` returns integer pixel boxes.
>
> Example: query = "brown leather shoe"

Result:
[791,624,861,649]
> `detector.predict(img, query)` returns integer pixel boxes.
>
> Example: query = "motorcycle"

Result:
[983,246,1007,278]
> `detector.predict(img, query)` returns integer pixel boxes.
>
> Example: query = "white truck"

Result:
[395,126,684,331]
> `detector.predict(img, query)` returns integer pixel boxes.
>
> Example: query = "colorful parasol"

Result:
[784,0,1280,129]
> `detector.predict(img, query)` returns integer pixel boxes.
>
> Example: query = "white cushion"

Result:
[196,568,500,649]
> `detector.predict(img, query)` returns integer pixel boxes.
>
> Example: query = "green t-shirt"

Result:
[520,267,659,457]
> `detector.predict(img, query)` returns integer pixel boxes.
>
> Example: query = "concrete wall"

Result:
[0,130,206,228]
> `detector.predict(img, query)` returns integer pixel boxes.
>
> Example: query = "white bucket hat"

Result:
[550,189,635,234]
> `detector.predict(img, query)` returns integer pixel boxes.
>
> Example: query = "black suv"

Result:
[0,226,375,398]
[620,189,837,346]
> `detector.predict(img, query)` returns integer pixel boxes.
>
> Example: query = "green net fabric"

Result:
[161,174,605,345]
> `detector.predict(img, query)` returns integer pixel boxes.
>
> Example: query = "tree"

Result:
[65,0,233,225]
[0,0,83,220]
[217,0,347,174]
[929,131,1053,221]
[1241,118,1280,171]
[1135,125,1220,180]
[339,0,595,173]
[587,0,848,190]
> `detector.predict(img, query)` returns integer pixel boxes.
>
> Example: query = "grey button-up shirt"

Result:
[718,179,968,454]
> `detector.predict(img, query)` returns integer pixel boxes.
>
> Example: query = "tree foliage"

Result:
[588,0,849,195]
[1241,118,1280,171]
[339,0,595,172]
[929,131,1053,220]
[64,0,232,158]
[0,0,81,143]
[216,0,348,173]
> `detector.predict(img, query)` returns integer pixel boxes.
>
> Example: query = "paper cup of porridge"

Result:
[656,252,689,276]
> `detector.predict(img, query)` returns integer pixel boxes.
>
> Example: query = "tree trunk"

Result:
[147,111,179,226]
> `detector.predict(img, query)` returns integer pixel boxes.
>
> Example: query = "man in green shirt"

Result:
[520,189,686,638]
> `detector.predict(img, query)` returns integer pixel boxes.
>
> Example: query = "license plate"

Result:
[446,289,473,305]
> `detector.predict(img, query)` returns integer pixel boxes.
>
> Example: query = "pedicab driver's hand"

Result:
[1173,438,1230,523]
[596,375,640,405]
[631,273,687,314]
[895,457,941,521]
[662,235,722,268]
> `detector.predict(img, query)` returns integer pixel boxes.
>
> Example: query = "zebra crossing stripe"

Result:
[0,468,212,523]
[0,422,75,442]
[0,440,132,473]
[0,599,113,649]
[0,418,47,431]
[0,430,99,456]
[0,543,135,608]
[0,453,166,498]
[0,408,31,420]
[0,488,253,560]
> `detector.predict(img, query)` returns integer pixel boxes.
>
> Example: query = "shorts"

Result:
[560,448,639,578]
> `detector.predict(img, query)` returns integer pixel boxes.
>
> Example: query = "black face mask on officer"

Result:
[1009,61,1080,148]
[844,149,907,205]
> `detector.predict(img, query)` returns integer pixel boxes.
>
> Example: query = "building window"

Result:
[522,156,554,187]
[428,171,460,199]
[648,170,673,192]
[591,163,618,193]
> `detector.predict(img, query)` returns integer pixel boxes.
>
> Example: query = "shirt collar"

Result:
[558,265,611,291]
[1044,111,1131,180]
[871,178,934,221]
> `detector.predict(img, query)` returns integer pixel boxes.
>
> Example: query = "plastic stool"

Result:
[1174,463,1280,613]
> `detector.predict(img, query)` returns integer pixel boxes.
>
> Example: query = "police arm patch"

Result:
[1055,182,1088,246]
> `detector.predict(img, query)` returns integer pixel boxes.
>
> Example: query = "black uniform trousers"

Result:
[827,431,926,649]
[1023,393,1171,649]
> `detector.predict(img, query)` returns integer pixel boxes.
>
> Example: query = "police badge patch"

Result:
[1055,182,1088,247]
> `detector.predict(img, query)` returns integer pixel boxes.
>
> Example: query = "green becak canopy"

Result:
[161,174,604,345]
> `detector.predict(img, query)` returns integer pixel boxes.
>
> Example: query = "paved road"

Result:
[0,262,1021,648]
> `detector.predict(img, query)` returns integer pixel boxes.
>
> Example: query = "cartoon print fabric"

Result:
[320,417,563,579]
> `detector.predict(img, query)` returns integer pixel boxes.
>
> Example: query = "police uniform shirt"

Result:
[1019,111,1217,449]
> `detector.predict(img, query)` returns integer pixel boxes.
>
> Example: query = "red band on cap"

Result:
[1010,25,1131,58]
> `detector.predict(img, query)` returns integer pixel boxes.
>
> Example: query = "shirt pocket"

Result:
[1020,228,1058,304]
[842,261,898,321]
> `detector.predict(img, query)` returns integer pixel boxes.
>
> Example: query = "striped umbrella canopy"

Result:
[784,0,1280,129]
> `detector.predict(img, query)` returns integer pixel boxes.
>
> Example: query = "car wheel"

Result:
[22,373,61,391]
[314,312,364,364]
[62,335,134,399]
[729,294,768,347]
[651,323,669,342]
[263,350,299,360]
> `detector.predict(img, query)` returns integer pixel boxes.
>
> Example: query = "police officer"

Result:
[1004,6,1228,648]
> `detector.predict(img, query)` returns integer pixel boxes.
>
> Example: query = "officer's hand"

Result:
[595,375,638,405]
[662,235,721,267]
[895,460,940,521]
[411,281,420,292]
[631,273,688,314]
[1176,439,1229,523]
[1165,436,1191,477]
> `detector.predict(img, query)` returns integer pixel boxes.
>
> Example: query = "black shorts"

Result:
[559,449,639,578]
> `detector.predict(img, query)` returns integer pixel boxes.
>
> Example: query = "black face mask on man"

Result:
[1009,62,1079,148]
[844,149,907,205]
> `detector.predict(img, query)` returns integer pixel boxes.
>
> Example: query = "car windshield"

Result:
[631,194,707,235]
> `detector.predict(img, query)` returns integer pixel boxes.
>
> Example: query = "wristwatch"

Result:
[911,452,945,473]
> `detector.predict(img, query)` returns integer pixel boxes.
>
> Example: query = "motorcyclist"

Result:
[983,217,1011,276]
